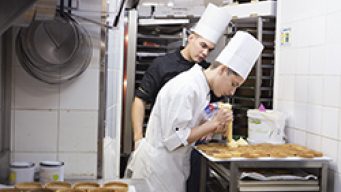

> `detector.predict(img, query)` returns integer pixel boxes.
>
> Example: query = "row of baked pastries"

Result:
[8,181,129,192]
[196,142,323,159]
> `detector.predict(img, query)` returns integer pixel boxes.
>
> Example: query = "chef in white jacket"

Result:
[127,31,264,192]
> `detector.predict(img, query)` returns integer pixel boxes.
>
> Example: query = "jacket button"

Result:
[175,128,179,131]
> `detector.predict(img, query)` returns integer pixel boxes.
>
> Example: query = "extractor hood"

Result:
[0,0,58,35]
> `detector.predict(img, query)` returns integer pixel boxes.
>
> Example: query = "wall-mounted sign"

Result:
[280,28,291,46]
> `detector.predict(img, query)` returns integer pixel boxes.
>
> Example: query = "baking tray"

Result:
[195,147,332,162]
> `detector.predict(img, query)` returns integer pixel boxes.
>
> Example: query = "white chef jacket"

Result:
[127,64,211,192]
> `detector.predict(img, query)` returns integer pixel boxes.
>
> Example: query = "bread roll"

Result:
[45,181,72,191]
[103,182,129,192]
[213,153,232,159]
[15,182,43,191]
[243,153,259,159]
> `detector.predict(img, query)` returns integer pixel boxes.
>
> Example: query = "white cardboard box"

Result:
[223,1,277,19]
[154,6,205,18]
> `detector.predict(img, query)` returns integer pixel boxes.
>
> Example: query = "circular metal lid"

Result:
[40,161,64,167]
[10,161,35,168]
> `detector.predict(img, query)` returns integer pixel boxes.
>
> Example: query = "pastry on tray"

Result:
[15,182,43,190]
[45,181,72,191]
[103,181,129,192]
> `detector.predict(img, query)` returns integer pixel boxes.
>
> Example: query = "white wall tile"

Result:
[326,0,341,14]
[60,68,99,110]
[14,67,59,110]
[295,76,308,102]
[307,105,322,135]
[306,133,321,151]
[72,0,101,21]
[294,0,311,20]
[295,19,311,47]
[14,110,58,152]
[278,48,297,75]
[59,110,98,152]
[294,129,307,146]
[281,101,295,128]
[308,76,323,105]
[326,12,341,44]
[322,107,339,140]
[310,16,326,46]
[295,49,310,75]
[12,152,57,171]
[309,46,325,75]
[322,138,338,171]
[59,153,97,179]
[323,76,341,107]
[276,76,284,100]
[311,0,327,17]
[325,44,341,76]
[294,103,308,131]
[283,76,295,101]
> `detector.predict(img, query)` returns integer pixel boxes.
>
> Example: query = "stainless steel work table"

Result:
[197,149,331,192]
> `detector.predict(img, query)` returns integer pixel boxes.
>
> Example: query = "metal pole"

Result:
[255,16,263,109]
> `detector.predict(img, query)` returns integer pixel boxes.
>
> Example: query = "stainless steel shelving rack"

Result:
[226,16,276,137]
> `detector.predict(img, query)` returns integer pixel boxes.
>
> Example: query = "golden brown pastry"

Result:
[73,182,99,192]
[57,189,85,192]
[103,182,129,192]
[313,151,323,157]
[270,153,287,158]
[205,150,221,156]
[45,181,72,191]
[88,188,115,192]
[213,153,232,159]
[243,153,260,159]
[228,151,242,157]
[15,182,43,191]
[297,153,314,158]
[0,189,22,192]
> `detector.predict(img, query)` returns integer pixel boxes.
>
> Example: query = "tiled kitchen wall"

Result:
[10,0,104,179]
[274,0,341,190]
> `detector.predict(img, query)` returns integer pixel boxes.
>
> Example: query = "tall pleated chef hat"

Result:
[193,3,232,44]
[216,31,264,80]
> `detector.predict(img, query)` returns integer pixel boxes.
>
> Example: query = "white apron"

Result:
[127,65,210,192]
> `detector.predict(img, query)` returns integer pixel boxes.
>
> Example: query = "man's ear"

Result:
[187,33,196,42]
[219,65,228,75]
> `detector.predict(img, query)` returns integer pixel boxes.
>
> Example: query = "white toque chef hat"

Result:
[193,3,232,44]
[216,31,264,80]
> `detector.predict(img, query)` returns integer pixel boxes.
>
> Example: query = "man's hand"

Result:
[201,132,214,142]
[212,106,233,134]
[134,138,142,150]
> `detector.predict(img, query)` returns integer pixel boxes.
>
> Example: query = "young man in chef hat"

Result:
[127,31,264,192]
[132,3,232,148]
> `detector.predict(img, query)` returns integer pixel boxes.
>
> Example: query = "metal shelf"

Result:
[137,34,182,43]
[238,86,273,91]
